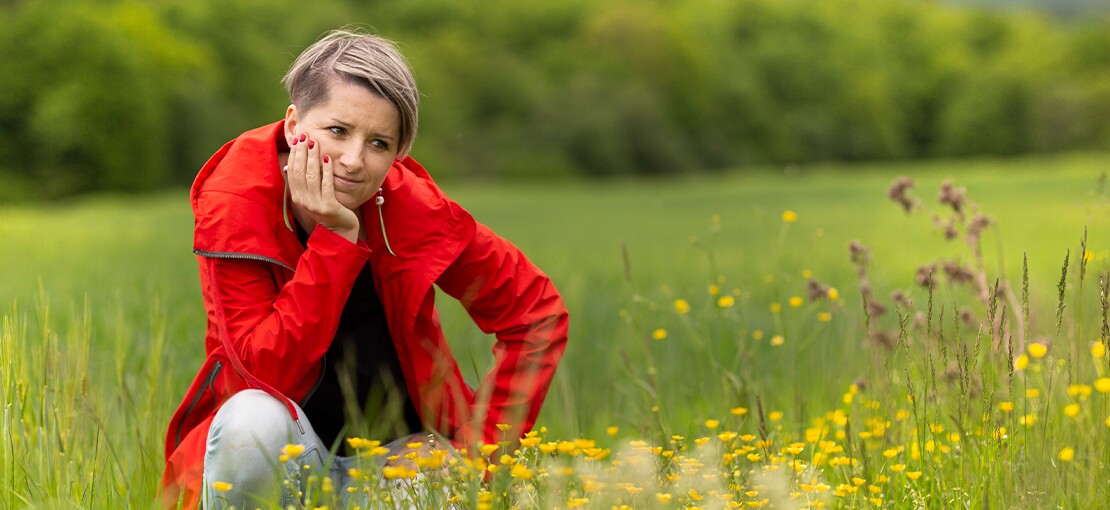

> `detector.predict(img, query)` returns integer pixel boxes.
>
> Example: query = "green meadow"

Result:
[3,153,1110,508]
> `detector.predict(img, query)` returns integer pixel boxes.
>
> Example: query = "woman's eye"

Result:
[370,140,389,151]
[328,126,346,136]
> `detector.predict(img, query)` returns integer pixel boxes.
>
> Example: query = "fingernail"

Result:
[299,133,307,143]
[308,139,315,150]
[322,155,330,164]
[291,137,298,146]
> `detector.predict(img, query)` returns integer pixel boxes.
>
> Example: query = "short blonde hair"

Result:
[283,29,419,155]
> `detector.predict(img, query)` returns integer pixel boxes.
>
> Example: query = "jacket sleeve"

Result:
[199,226,370,398]
[435,223,569,447]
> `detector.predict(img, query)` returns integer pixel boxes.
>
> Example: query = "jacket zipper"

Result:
[174,360,223,448]
[193,249,294,272]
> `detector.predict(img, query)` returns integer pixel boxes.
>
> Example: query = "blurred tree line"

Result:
[1,0,1109,197]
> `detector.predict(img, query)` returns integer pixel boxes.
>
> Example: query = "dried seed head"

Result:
[887,176,918,214]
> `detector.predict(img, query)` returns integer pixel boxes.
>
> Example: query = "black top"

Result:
[297,225,423,449]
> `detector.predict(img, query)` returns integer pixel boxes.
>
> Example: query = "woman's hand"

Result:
[285,133,360,242]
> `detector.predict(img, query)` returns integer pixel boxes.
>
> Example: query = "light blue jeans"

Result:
[201,389,427,509]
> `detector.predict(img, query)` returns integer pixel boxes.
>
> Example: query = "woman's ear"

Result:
[283,104,299,144]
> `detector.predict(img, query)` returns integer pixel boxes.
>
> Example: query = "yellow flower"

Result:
[520,436,541,447]
[731,407,748,416]
[1058,447,1075,462]
[1026,388,1040,398]
[1091,341,1107,358]
[999,402,1014,413]
[890,464,906,473]
[771,335,785,346]
[1019,414,1037,426]
[1105,416,1110,429]
[769,411,783,421]
[211,481,233,493]
[479,444,499,456]
[652,328,668,340]
[827,288,839,300]
[770,303,782,313]
[1095,378,1110,393]
[718,296,736,308]
[688,488,705,501]
[496,423,513,432]
[1064,403,1081,418]
[905,471,923,481]
[656,493,673,504]
[606,426,619,436]
[1028,343,1048,358]
[281,444,305,458]
[782,210,798,223]
[510,463,533,479]
[753,330,764,340]
[705,419,720,429]
[1014,354,1029,371]
[789,296,804,307]
[709,284,720,296]
[817,312,832,322]
[674,299,691,314]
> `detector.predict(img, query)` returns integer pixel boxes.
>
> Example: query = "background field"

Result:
[2,154,1109,507]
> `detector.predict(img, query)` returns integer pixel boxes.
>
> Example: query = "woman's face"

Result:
[284,79,401,211]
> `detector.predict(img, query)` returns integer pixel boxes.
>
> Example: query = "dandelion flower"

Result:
[211,481,233,493]
[1095,378,1110,393]
[1064,403,1081,418]
[1058,447,1075,462]
[718,296,736,308]
[782,210,798,223]
[1091,342,1106,358]
[652,328,668,340]
[789,296,804,307]
[674,299,691,315]
[1028,343,1048,358]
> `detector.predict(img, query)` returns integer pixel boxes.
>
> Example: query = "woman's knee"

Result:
[207,389,304,452]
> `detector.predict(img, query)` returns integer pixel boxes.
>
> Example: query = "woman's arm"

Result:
[199,226,370,398]
[436,223,569,447]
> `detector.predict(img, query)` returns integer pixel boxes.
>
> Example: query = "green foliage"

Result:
[1,0,1110,196]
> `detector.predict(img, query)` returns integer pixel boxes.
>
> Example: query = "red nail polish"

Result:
[291,137,298,146]
[308,139,315,150]
[299,133,307,143]
[322,155,330,164]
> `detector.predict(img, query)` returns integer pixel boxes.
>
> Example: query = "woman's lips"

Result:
[333,175,361,187]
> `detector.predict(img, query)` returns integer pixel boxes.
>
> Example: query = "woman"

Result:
[161,29,568,508]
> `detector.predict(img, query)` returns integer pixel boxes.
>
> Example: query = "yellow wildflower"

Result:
[1064,403,1081,418]
[999,402,1014,413]
[1026,388,1040,398]
[782,210,798,223]
[656,493,673,504]
[607,426,619,436]
[705,419,720,429]
[709,284,720,296]
[905,471,922,481]
[770,303,782,313]
[1058,447,1075,462]
[520,436,541,447]
[1092,341,1107,358]
[890,464,906,473]
[753,330,764,340]
[211,481,233,493]
[817,312,832,322]
[827,288,839,300]
[1095,378,1110,393]
[688,488,705,501]
[731,407,749,416]
[718,296,736,308]
[1015,354,1029,371]
[479,444,499,456]
[652,328,668,340]
[510,463,532,479]
[674,299,691,314]
[789,296,804,307]
[1028,343,1048,358]
[769,411,783,421]
[771,335,785,346]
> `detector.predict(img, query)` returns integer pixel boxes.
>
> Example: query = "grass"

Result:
[1,152,1109,508]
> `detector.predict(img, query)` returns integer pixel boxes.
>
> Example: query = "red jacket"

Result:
[161,121,568,508]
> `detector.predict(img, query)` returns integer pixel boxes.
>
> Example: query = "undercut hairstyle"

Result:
[283,29,419,156]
